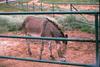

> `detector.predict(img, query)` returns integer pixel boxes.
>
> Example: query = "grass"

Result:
[16,0,31,3]
[0,4,18,12]
[0,3,27,12]
[0,64,7,67]
[42,0,99,3]
[0,0,97,33]
[0,0,98,12]
[0,15,95,34]
[56,15,95,34]
[0,15,23,33]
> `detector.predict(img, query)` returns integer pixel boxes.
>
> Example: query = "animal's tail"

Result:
[18,21,26,31]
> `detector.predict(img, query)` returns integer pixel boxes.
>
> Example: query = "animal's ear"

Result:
[64,34,68,38]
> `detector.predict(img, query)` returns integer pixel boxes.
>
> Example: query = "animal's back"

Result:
[23,16,47,36]
[22,16,64,38]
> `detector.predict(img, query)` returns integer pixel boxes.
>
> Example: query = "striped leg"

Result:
[48,41,55,60]
[39,40,44,60]
[26,34,32,56]
[57,42,66,62]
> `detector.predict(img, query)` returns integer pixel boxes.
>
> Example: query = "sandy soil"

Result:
[0,0,98,67]
[0,31,95,67]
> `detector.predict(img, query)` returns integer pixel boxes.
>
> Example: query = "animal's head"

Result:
[63,34,68,44]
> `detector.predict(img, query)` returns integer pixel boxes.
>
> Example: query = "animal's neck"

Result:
[46,18,64,37]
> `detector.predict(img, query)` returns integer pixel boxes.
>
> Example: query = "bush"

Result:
[0,17,9,33]
[42,0,99,3]
[56,15,95,33]
[0,16,22,33]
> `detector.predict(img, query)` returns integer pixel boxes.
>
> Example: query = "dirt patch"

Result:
[0,31,95,67]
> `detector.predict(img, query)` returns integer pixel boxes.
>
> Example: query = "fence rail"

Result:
[0,11,99,67]
[0,11,99,15]
[0,35,99,42]
[0,56,95,67]
[43,2,99,5]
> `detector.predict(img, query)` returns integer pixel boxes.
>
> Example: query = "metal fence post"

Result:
[95,14,99,67]
[52,3,55,17]
[26,2,29,11]
[32,2,35,11]
[6,0,8,4]
[70,4,72,11]
[98,14,100,67]
[40,1,43,11]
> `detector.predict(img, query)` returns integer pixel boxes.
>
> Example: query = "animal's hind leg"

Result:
[39,40,44,60]
[48,41,55,60]
[26,39,32,56]
[26,34,32,56]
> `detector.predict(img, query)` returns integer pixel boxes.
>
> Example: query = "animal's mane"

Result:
[36,15,64,37]
[45,17,64,37]
[33,15,62,27]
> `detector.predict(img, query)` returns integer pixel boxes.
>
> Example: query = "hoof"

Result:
[27,51,32,57]
[50,55,55,60]
[29,52,32,56]
[57,58,66,62]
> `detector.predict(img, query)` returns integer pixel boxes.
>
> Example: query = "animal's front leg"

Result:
[57,42,67,62]
[48,41,55,60]
[39,40,44,60]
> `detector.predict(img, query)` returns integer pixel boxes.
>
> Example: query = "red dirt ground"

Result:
[0,0,98,67]
[0,31,96,67]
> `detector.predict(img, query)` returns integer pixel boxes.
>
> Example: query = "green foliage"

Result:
[0,64,7,67]
[0,3,18,12]
[0,16,20,33]
[42,0,99,3]
[0,18,9,33]
[56,15,95,33]
[0,15,95,34]
[16,0,31,3]
[0,3,27,12]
